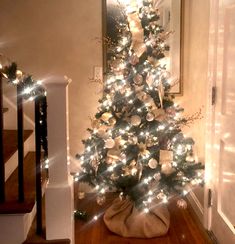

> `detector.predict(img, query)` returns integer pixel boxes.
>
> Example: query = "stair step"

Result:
[23,239,70,244]
[3,129,33,164]
[0,152,47,214]
[3,107,9,113]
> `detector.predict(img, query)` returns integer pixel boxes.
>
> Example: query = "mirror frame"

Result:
[102,0,184,95]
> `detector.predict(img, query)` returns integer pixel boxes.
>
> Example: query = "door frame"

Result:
[203,0,218,231]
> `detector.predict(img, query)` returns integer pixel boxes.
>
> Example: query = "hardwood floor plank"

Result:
[75,192,213,244]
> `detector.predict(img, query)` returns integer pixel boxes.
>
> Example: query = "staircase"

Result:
[0,65,74,244]
[0,83,46,244]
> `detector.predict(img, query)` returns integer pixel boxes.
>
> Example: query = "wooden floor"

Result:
[75,193,213,244]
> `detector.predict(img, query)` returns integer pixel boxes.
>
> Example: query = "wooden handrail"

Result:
[0,74,5,202]
[17,84,24,202]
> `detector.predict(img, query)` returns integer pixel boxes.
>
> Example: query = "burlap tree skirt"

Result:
[103,198,170,238]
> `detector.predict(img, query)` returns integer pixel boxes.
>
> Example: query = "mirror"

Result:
[103,0,182,94]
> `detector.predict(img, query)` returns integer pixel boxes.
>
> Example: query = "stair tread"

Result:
[0,152,47,214]
[23,238,70,244]
[3,129,33,164]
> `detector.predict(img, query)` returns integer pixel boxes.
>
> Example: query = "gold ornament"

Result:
[131,115,141,126]
[101,112,112,122]
[105,138,115,149]
[177,199,187,209]
[96,195,106,205]
[148,158,158,169]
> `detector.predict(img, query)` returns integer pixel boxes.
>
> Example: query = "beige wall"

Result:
[179,0,210,206]
[0,0,102,160]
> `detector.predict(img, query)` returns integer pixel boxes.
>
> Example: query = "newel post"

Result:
[44,78,74,244]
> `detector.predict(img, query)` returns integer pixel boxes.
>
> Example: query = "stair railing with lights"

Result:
[0,59,74,243]
[0,64,48,235]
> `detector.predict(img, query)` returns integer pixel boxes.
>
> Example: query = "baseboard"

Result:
[187,190,204,224]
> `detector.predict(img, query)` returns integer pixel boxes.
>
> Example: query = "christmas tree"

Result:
[75,0,203,211]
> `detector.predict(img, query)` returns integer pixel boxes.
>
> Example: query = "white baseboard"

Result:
[187,190,204,224]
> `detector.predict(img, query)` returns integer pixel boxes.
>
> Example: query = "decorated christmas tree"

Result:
[75,0,203,225]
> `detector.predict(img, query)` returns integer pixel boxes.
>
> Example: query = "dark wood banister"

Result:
[17,84,25,202]
[0,74,5,203]
[0,72,47,234]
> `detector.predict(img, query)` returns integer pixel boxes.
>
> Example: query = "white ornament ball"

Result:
[148,158,158,169]
[131,115,141,126]
[161,163,173,175]
[105,138,115,149]
[146,112,155,121]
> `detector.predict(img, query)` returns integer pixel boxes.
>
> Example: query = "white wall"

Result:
[0,0,102,161]
[178,0,210,207]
